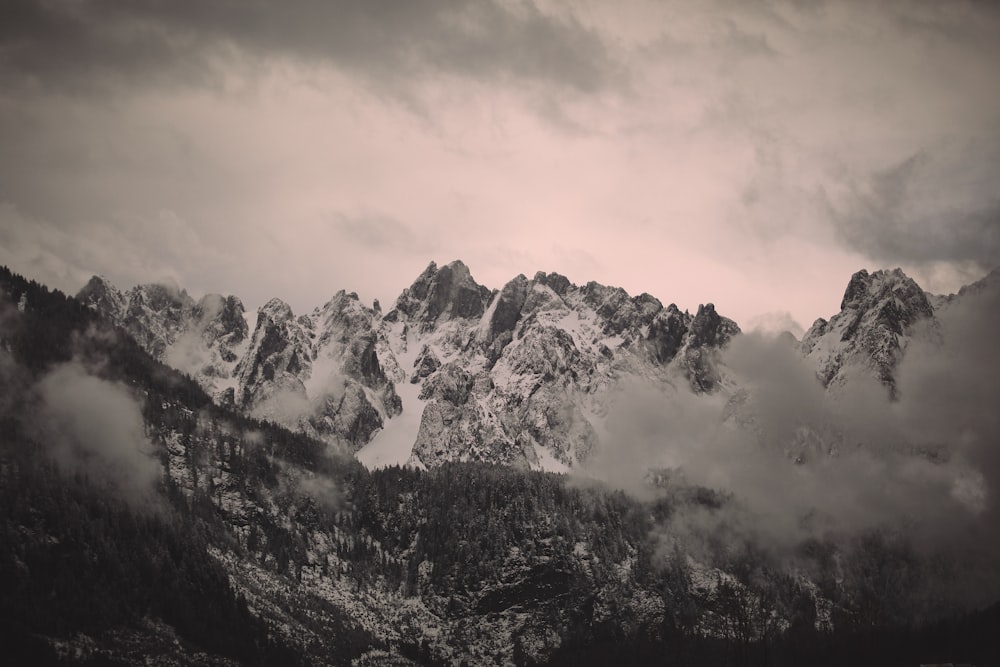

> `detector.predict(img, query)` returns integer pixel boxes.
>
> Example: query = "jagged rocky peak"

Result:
[239,302,303,397]
[80,275,246,346]
[502,271,739,383]
[77,275,126,316]
[78,275,193,324]
[129,280,193,312]
[258,297,296,324]
[313,289,395,394]
[840,268,874,310]
[839,268,933,328]
[387,260,493,329]
[801,267,935,391]
[688,303,739,348]
[78,277,199,358]
[194,293,248,348]
[581,281,632,327]
[315,290,374,347]
[644,303,688,363]
[239,299,312,387]
[533,270,572,296]
[403,267,744,469]
[77,276,250,401]
[675,303,741,393]
[236,292,400,451]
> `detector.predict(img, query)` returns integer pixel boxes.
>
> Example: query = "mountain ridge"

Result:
[76,261,995,471]
[3,262,999,666]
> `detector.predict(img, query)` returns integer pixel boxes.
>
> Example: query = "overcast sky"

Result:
[1,0,998,331]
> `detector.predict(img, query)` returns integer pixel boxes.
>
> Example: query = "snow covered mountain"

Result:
[80,261,741,468]
[77,275,249,397]
[7,263,998,665]
[799,268,935,394]
[368,261,739,469]
[81,261,994,472]
[232,291,401,451]
[719,265,1000,468]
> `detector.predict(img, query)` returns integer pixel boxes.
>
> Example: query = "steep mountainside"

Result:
[231,291,401,451]
[81,261,739,469]
[372,262,739,469]
[799,268,935,394]
[78,275,249,399]
[0,267,799,665]
[7,264,1000,666]
[78,262,993,472]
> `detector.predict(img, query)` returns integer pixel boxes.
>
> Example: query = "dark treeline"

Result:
[338,464,1000,667]
[0,430,300,665]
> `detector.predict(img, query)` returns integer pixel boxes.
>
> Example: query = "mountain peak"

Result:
[128,282,194,317]
[193,293,248,350]
[840,268,871,310]
[77,275,125,316]
[442,258,471,273]
[840,267,925,312]
[417,260,439,280]
[81,273,117,291]
[532,270,572,295]
[259,297,296,323]
[388,259,492,329]
[196,292,245,318]
[840,267,933,327]
[804,267,934,391]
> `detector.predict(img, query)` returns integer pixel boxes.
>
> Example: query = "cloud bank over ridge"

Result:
[1,0,997,330]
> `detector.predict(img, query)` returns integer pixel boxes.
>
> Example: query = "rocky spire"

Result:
[385,260,493,330]
[801,267,935,392]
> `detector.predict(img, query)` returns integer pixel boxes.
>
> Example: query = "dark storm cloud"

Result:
[0,0,211,90]
[0,0,619,94]
[1,0,999,330]
[830,151,1000,271]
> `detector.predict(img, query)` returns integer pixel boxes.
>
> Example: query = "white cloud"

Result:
[0,0,997,329]
[33,362,162,507]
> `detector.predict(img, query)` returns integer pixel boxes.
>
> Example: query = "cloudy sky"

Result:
[1,0,998,331]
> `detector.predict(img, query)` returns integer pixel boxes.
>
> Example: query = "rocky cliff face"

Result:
[369,262,740,470]
[78,261,741,468]
[79,277,403,452]
[73,261,744,472]
[75,262,999,471]
[234,292,401,452]
[78,276,249,398]
[799,268,935,394]
[719,267,940,463]
[232,298,314,420]
[384,260,493,330]
[14,263,1000,667]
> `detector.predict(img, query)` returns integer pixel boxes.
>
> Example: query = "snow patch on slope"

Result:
[357,324,423,468]
[533,441,570,473]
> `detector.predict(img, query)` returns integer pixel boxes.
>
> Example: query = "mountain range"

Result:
[3,261,998,666]
[76,260,987,472]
